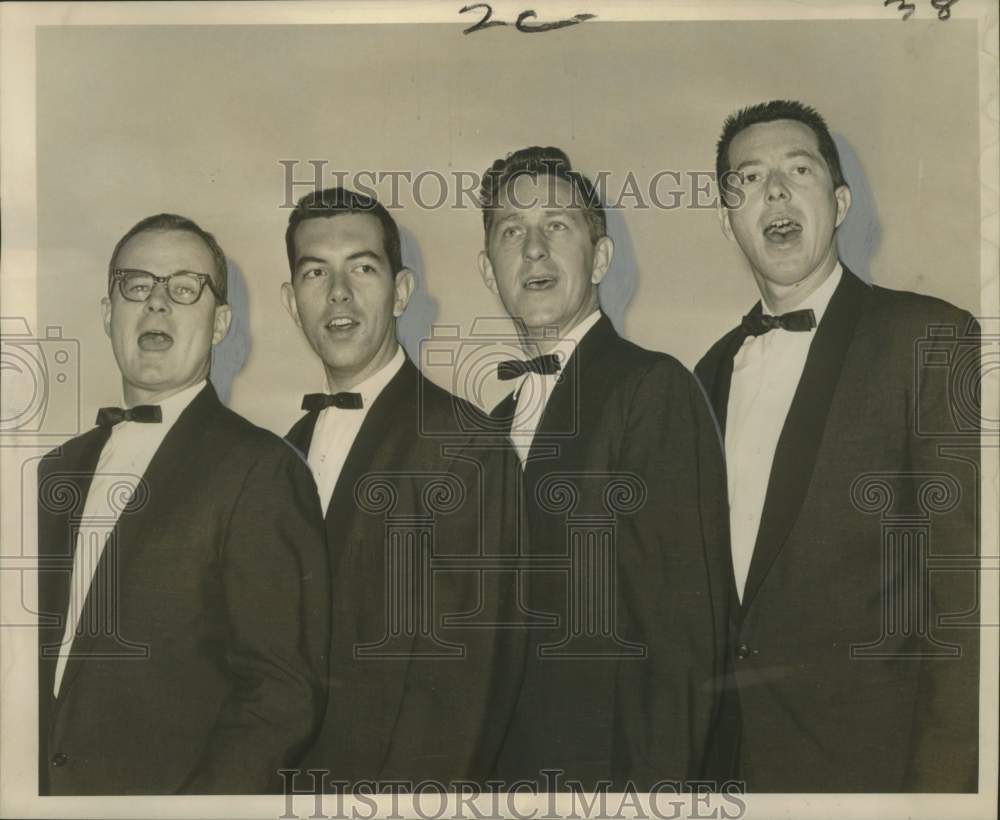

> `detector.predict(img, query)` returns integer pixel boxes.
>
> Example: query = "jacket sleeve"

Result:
[903,312,980,791]
[612,361,731,789]
[181,443,330,794]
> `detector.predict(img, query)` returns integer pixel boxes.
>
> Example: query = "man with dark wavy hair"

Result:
[282,187,522,787]
[478,147,731,790]
[698,100,979,792]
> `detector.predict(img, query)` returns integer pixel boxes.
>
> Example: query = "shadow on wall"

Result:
[599,206,638,334]
[211,259,251,405]
[834,133,881,284]
[397,226,440,363]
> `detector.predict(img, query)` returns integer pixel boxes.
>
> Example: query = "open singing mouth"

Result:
[325,316,360,331]
[137,330,173,351]
[523,274,557,290]
[763,217,802,242]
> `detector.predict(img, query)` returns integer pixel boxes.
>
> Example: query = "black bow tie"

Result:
[301,392,364,411]
[497,354,561,381]
[95,404,163,427]
[741,308,817,337]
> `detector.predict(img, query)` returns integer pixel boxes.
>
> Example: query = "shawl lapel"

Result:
[739,269,869,612]
[704,322,755,435]
[38,426,111,707]
[292,358,424,775]
[54,385,221,701]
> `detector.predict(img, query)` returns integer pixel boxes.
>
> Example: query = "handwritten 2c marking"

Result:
[460,4,596,35]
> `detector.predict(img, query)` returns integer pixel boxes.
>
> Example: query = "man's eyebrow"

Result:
[294,255,327,269]
[345,249,384,262]
[785,148,821,162]
[735,148,821,172]
[295,249,385,269]
[493,212,523,226]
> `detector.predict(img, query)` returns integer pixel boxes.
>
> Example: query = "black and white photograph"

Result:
[0,1,997,818]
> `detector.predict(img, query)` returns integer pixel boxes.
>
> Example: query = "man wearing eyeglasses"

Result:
[37,213,330,795]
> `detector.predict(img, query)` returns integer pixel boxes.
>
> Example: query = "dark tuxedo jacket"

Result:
[37,383,330,795]
[287,357,523,787]
[489,314,731,790]
[696,268,980,792]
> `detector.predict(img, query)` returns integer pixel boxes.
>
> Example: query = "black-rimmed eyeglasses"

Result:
[110,268,226,306]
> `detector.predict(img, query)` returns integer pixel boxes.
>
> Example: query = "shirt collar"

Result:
[762,262,842,328]
[324,345,405,407]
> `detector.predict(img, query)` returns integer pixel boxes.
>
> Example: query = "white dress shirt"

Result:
[508,310,602,466]
[53,379,207,697]
[725,264,843,601]
[307,346,405,515]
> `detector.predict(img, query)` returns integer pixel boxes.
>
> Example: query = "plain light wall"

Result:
[36,20,980,436]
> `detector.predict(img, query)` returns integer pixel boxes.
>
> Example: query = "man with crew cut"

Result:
[698,99,979,791]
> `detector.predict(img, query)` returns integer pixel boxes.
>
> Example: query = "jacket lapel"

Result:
[56,385,221,700]
[705,323,754,436]
[286,409,319,459]
[320,358,424,772]
[38,427,111,709]
[325,358,417,533]
[525,314,617,469]
[740,269,869,611]
[489,392,517,431]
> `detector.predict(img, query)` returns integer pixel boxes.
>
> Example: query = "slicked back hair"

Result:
[479,146,606,245]
[285,187,403,276]
[716,100,848,207]
[108,213,229,304]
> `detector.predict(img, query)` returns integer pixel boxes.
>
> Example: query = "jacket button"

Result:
[736,642,752,659]
[51,752,68,767]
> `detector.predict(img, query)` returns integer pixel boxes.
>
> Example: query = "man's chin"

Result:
[319,352,369,379]
[755,258,814,288]
[517,308,565,336]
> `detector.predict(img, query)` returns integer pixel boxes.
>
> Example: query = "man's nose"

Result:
[523,227,549,261]
[765,172,790,202]
[327,271,352,302]
[143,281,172,313]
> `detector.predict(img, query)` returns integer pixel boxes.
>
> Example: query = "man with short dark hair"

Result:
[38,214,330,794]
[478,147,731,790]
[282,188,521,786]
[698,100,980,791]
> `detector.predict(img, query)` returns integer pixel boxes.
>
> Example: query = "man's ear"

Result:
[280,281,303,329]
[478,250,499,294]
[393,268,416,318]
[834,184,852,229]
[591,236,614,285]
[212,304,232,345]
[101,296,112,337]
[719,204,735,241]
